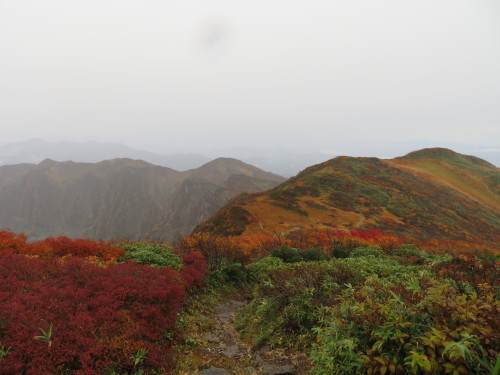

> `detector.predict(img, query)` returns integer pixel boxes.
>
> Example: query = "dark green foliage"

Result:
[301,248,327,262]
[271,247,303,263]
[207,262,249,287]
[237,260,358,348]
[331,245,350,258]
[271,246,326,263]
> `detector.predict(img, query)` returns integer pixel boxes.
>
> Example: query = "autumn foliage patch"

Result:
[0,230,124,263]
[0,230,207,374]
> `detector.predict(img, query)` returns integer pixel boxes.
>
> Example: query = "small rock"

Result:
[222,344,239,358]
[255,354,296,375]
[255,354,265,367]
[260,345,272,353]
[203,334,220,343]
[215,305,228,312]
[218,313,233,324]
[230,300,246,308]
[199,313,209,320]
[198,367,230,375]
[266,365,296,375]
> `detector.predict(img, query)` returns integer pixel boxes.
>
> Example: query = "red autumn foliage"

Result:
[0,230,124,263]
[433,256,500,293]
[180,228,404,267]
[0,232,207,374]
[0,230,28,253]
[28,236,124,262]
[180,250,208,288]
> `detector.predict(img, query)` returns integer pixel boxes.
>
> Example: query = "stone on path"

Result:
[198,367,230,375]
[221,344,239,358]
[256,354,296,375]
[203,333,220,343]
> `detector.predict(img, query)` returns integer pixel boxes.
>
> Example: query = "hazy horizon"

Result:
[1,1,499,157]
[1,138,499,170]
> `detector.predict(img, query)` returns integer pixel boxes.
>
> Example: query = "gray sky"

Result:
[1,0,499,156]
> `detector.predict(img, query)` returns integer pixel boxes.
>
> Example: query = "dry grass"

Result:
[387,159,499,212]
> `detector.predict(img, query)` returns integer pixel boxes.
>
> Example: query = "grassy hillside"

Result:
[195,149,499,247]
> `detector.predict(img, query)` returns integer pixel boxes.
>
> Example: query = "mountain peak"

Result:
[188,157,285,184]
[399,148,496,169]
[39,158,59,166]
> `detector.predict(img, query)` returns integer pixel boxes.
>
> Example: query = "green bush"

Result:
[343,256,420,280]
[311,280,499,374]
[301,248,327,262]
[389,243,425,257]
[237,260,358,349]
[208,262,249,287]
[118,243,182,268]
[247,256,284,281]
[271,246,326,263]
[350,246,383,258]
[271,247,303,263]
[331,245,350,258]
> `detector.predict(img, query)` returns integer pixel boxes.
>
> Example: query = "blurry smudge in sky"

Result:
[0,0,498,157]
[201,17,229,51]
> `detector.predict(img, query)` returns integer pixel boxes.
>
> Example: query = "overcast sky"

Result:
[1,0,499,156]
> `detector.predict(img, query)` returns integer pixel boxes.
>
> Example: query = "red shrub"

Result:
[433,256,499,293]
[0,230,27,253]
[180,250,208,288]
[31,236,124,262]
[0,254,187,374]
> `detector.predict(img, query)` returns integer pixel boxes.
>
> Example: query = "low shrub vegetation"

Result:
[0,228,497,374]
[0,230,207,374]
[118,242,182,269]
[235,241,499,374]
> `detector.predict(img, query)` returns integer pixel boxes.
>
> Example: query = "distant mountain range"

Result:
[0,139,211,171]
[0,157,285,241]
[196,148,499,247]
[0,139,340,177]
[2,139,498,177]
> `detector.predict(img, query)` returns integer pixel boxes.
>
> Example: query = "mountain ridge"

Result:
[195,148,499,247]
[0,139,211,171]
[0,157,286,241]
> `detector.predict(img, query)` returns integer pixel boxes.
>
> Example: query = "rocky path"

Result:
[195,297,306,375]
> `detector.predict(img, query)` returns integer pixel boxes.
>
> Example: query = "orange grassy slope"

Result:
[194,148,499,247]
